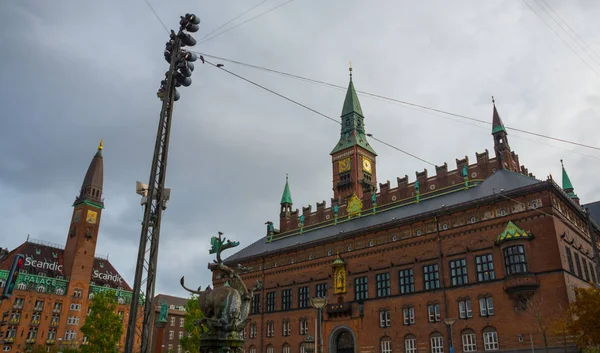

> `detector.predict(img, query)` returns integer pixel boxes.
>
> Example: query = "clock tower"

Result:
[331,68,377,202]
[63,140,105,289]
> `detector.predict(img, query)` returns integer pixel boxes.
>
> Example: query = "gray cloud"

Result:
[1,0,600,298]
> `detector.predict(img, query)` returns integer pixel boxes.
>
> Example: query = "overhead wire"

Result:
[198,0,271,41]
[203,59,556,219]
[194,52,600,153]
[141,0,169,33]
[198,0,297,45]
[521,0,600,77]
[202,59,436,166]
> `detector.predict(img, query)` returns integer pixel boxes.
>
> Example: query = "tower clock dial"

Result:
[86,210,98,224]
[338,158,351,173]
[362,157,372,173]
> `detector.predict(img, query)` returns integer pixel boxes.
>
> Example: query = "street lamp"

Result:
[303,335,316,353]
[310,297,328,353]
[443,318,457,353]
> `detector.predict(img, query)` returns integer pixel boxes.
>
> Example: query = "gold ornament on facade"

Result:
[347,194,363,218]
[332,253,346,294]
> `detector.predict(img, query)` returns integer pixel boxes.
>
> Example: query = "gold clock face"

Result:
[362,157,372,173]
[338,158,351,173]
[86,210,98,224]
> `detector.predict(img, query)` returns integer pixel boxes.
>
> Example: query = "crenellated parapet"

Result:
[272,150,529,238]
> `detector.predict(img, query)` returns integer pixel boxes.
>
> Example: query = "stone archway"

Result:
[328,325,356,353]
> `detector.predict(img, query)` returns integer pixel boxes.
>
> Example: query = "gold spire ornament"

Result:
[98,139,103,151]
[349,61,353,79]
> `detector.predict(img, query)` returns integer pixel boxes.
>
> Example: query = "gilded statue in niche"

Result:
[332,254,346,294]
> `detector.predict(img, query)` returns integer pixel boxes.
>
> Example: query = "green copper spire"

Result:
[561,159,577,197]
[331,66,377,155]
[280,174,293,205]
[491,97,507,134]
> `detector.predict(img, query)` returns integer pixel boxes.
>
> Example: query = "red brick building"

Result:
[217,75,600,353]
[0,142,142,353]
[151,294,188,353]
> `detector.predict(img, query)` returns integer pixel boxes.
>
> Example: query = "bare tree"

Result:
[521,293,551,353]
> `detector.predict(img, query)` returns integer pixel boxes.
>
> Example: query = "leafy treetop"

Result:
[80,291,124,353]
[180,295,208,353]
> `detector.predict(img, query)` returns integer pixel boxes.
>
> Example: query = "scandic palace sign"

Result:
[24,256,124,284]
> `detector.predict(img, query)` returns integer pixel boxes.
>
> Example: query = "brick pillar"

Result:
[153,321,167,353]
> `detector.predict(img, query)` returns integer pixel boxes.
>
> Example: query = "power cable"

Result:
[199,0,271,41]
[141,0,169,33]
[199,0,297,45]
[521,0,600,77]
[203,59,555,219]
[537,0,600,64]
[202,59,437,166]
[195,52,600,152]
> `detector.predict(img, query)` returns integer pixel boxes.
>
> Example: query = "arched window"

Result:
[283,344,291,353]
[55,287,65,295]
[36,285,46,293]
[17,283,27,290]
[0,279,5,288]
[118,297,125,304]
[249,346,256,353]
[482,327,499,351]
[404,334,417,353]
[380,336,392,353]
[461,329,476,352]
[430,332,444,353]
[266,344,274,353]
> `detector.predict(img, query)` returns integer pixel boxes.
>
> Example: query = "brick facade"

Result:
[215,80,599,353]
[152,294,188,353]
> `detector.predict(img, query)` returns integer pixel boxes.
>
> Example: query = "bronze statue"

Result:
[181,232,261,341]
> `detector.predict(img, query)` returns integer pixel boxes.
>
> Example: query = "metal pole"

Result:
[317,307,323,353]
[124,35,180,353]
[530,333,535,353]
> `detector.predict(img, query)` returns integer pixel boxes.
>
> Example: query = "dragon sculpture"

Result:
[181,232,261,342]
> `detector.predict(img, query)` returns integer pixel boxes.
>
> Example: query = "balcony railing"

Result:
[53,308,61,313]
[47,339,56,345]
[26,338,36,344]
[4,337,16,344]
[30,320,40,326]
[9,318,20,325]
[504,273,540,294]
[50,321,59,327]
[13,304,23,310]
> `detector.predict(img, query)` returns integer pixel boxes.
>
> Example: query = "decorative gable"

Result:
[496,221,534,244]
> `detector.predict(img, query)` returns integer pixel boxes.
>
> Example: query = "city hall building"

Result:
[218,74,600,353]
[0,142,142,352]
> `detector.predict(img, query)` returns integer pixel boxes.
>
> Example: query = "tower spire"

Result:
[491,96,506,134]
[76,141,104,206]
[561,159,579,203]
[280,174,293,206]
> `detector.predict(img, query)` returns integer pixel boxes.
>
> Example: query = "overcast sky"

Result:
[1,0,600,298]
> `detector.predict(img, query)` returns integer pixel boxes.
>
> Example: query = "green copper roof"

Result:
[331,76,377,155]
[341,79,363,117]
[280,175,293,205]
[332,253,345,266]
[561,160,577,197]
[492,103,507,134]
[496,221,533,243]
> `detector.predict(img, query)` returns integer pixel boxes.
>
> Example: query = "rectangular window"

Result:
[266,322,274,337]
[423,264,440,290]
[180,318,184,327]
[73,289,83,298]
[479,297,494,317]
[589,261,598,283]
[168,344,173,352]
[178,332,184,339]
[67,316,79,325]
[169,331,174,340]
[300,319,308,335]
[267,348,274,353]
[475,254,496,282]
[449,259,468,286]
[574,253,583,278]
[583,258,591,282]
[405,338,417,353]
[399,268,415,294]
[69,303,81,311]
[33,300,44,311]
[483,331,499,351]
[177,346,182,353]
[565,247,575,273]
[428,304,441,322]
[251,294,260,314]
[316,283,328,297]
[298,286,309,308]
[376,272,391,297]
[170,317,176,326]
[250,324,257,338]
[283,346,291,353]
[283,321,291,336]
[503,245,528,275]
[14,298,24,309]
[431,335,444,353]
[355,277,368,301]
[282,289,292,311]
[379,310,391,327]
[459,299,473,319]
[381,340,392,353]
[266,292,276,312]
[403,307,415,325]
[462,333,477,352]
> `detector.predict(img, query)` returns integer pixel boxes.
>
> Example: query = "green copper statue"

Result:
[158,301,168,323]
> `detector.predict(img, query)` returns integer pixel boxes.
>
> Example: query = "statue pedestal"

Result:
[153,321,167,353]
[199,337,245,353]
